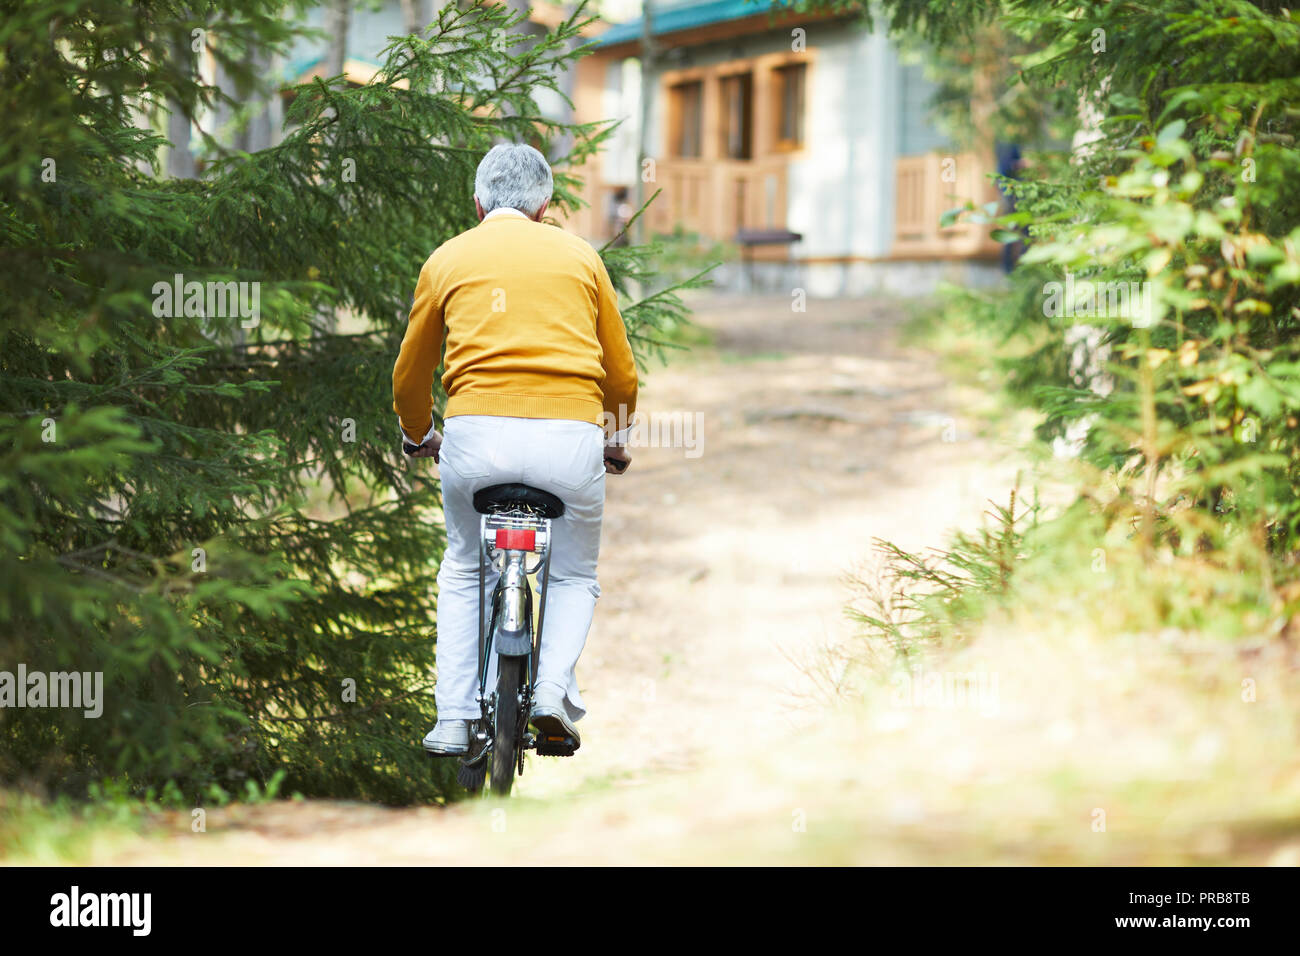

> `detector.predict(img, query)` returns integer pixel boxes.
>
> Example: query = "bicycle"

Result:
[436,480,574,797]
[409,438,628,796]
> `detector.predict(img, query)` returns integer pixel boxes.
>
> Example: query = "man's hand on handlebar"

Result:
[604,443,631,475]
[403,430,443,462]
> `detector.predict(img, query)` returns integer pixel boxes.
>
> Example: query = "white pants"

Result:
[435,414,606,724]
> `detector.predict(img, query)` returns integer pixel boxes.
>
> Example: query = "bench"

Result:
[734,228,803,288]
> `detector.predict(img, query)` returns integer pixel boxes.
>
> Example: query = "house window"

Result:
[774,63,806,150]
[669,81,703,158]
[720,72,753,159]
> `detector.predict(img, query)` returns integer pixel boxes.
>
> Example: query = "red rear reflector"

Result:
[495,528,536,551]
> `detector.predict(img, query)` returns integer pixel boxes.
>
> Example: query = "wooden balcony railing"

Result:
[891,152,1002,259]
[600,152,1001,261]
[647,157,788,240]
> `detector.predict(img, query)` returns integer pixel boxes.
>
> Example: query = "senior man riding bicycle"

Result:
[393,143,637,756]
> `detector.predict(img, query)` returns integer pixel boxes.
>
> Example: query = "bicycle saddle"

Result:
[472,483,565,518]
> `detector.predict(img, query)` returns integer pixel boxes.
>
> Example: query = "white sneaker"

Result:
[422,719,470,755]
[529,684,580,750]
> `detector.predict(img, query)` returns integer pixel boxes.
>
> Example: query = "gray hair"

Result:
[474,143,553,217]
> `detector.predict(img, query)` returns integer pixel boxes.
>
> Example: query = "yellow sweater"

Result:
[392,213,639,441]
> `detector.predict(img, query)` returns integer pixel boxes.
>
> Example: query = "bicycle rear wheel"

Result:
[490,655,525,796]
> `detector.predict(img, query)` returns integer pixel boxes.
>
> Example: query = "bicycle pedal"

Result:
[534,734,578,757]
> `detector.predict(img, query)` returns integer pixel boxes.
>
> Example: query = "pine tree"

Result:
[0,0,706,804]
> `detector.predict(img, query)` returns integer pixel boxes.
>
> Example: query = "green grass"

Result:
[0,789,147,863]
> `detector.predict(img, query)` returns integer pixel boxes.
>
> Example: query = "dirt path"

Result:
[91,292,1026,864]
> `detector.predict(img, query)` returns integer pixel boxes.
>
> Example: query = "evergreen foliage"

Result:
[0,0,705,804]
[810,1,1300,640]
